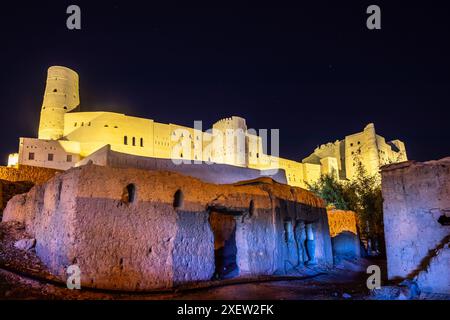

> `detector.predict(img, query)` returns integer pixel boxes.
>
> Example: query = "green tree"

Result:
[308,160,384,255]
[307,171,348,210]
[342,161,383,246]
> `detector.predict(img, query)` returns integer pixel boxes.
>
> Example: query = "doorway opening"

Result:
[209,211,238,279]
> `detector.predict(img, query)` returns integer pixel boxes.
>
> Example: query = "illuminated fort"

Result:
[7,66,407,187]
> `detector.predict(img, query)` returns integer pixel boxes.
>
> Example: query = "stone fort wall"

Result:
[11,66,406,189]
[303,123,407,180]
[13,66,324,187]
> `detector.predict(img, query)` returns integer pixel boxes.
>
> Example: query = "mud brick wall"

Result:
[3,164,333,291]
[327,209,358,237]
[0,165,60,185]
[381,158,450,294]
[0,180,34,215]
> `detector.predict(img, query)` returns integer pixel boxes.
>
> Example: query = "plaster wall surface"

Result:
[320,157,339,178]
[381,158,450,294]
[18,138,80,170]
[3,164,332,291]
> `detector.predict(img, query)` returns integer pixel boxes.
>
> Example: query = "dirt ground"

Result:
[0,267,370,300]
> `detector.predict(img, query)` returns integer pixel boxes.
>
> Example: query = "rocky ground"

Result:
[0,222,448,300]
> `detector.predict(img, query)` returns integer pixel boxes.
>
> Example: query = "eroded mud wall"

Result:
[382,159,450,294]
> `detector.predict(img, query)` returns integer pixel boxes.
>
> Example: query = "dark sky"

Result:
[0,1,449,164]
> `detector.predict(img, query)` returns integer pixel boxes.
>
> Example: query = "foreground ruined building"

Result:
[382,158,450,294]
[3,164,333,291]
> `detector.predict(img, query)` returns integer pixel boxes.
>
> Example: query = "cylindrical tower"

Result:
[212,116,248,166]
[38,66,80,140]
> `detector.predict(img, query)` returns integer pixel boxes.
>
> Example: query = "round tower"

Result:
[38,66,80,140]
[212,116,248,166]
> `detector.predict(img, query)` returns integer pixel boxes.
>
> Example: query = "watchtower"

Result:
[38,66,80,140]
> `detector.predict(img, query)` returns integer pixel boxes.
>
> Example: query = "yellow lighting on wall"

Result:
[7,153,19,168]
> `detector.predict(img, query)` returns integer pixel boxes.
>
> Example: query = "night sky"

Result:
[0,1,449,164]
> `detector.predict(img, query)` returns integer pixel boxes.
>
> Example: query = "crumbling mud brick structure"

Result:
[327,209,360,259]
[3,164,333,291]
[381,158,450,294]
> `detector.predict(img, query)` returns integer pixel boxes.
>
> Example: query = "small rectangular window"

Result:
[28,152,35,160]
[48,153,54,161]
[132,137,136,146]
[124,136,128,145]
[140,138,144,147]
[67,155,72,162]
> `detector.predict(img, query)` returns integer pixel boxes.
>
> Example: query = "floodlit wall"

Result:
[38,66,80,140]
[211,116,249,167]
[303,123,407,180]
[382,158,450,294]
[320,157,339,178]
[21,66,326,187]
[7,153,18,167]
[302,163,321,187]
[14,66,406,189]
[18,138,81,170]
[64,112,154,158]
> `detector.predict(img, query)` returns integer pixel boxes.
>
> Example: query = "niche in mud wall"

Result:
[209,210,239,279]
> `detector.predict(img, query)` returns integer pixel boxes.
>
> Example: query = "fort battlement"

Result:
[7,66,407,187]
